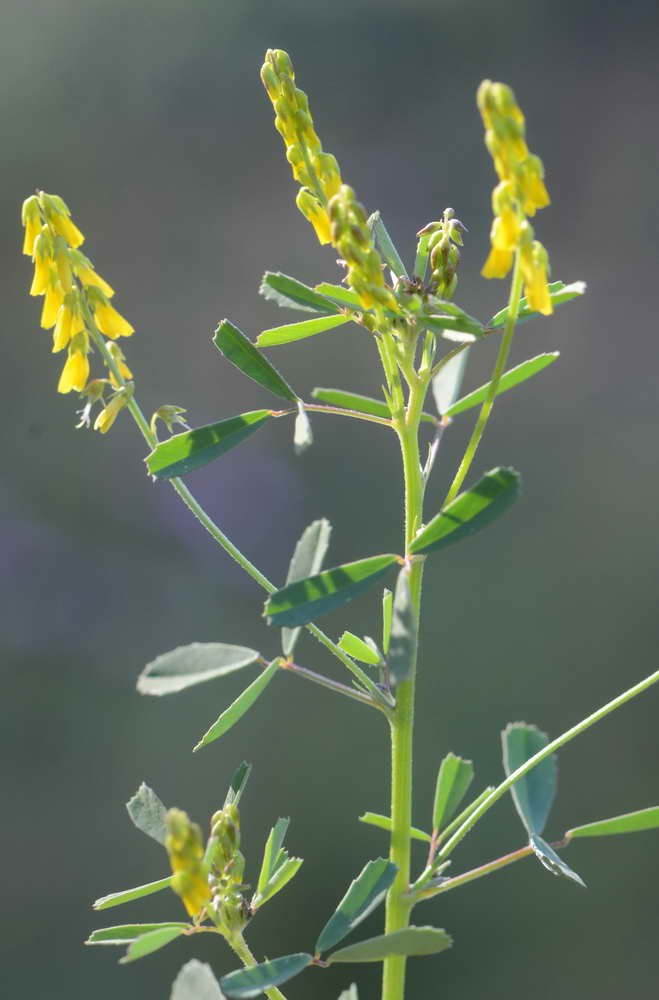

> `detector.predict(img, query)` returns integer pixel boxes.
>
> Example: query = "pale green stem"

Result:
[229,933,287,1000]
[442,252,523,506]
[303,402,391,427]
[381,365,428,1000]
[434,666,659,866]
[85,322,387,709]
[413,843,534,901]
[282,660,380,709]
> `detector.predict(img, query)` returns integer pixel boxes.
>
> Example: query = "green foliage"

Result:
[193,659,280,751]
[443,353,559,418]
[501,723,556,837]
[358,812,432,843]
[387,568,417,685]
[566,806,659,839]
[339,631,382,665]
[93,876,172,911]
[146,411,272,478]
[432,754,474,832]
[488,280,586,328]
[119,926,187,964]
[213,319,298,402]
[326,927,452,964]
[137,644,261,696]
[260,271,340,313]
[87,923,188,945]
[170,960,225,1000]
[257,313,350,348]
[281,518,332,657]
[315,859,398,954]
[126,782,168,844]
[221,954,313,998]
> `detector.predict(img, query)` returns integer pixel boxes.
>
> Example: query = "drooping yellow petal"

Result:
[52,306,72,352]
[40,283,65,329]
[295,188,332,245]
[482,245,513,279]
[30,239,52,296]
[50,212,85,248]
[75,264,114,298]
[22,215,42,257]
[93,301,134,338]
[58,350,90,394]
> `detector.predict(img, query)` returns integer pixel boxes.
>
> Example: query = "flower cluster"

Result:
[328,184,398,313]
[417,208,466,300]
[477,81,553,314]
[207,804,249,938]
[165,808,212,919]
[22,191,135,428]
[261,49,342,244]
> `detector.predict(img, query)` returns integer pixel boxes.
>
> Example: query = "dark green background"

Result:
[3,1,659,997]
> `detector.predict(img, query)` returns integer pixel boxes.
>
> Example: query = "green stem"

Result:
[382,366,428,1000]
[282,660,380,709]
[442,252,523,506]
[303,402,391,427]
[229,933,287,1000]
[435,666,659,864]
[86,323,387,710]
[413,843,534,900]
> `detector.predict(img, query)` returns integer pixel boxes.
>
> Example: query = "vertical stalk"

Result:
[382,372,427,1000]
[229,933,287,1000]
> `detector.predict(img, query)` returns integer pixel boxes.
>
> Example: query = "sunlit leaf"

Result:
[126,782,168,844]
[530,834,586,888]
[221,954,312,999]
[224,761,252,807]
[194,659,280,752]
[146,411,272,479]
[368,211,408,278]
[326,926,452,963]
[444,353,559,418]
[213,320,297,402]
[119,925,186,964]
[432,754,474,832]
[314,283,363,309]
[566,806,659,840]
[256,818,290,897]
[260,272,340,313]
[137,644,260,696]
[93,876,173,910]
[87,923,187,946]
[315,858,398,954]
[339,631,381,665]
[252,856,303,909]
[311,388,391,421]
[410,468,520,556]
[488,280,586,328]
[171,959,225,1000]
[387,568,417,686]
[502,722,556,837]
[265,555,399,629]
[281,519,332,657]
[257,314,349,348]
[358,812,432,844]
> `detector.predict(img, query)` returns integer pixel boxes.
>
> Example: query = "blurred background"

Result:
[3,1,659,997]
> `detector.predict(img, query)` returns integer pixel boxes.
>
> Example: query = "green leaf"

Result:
[119,925,186,964]
[252,856,303,908]
[358,812,432,844]
[432,754,475,832]
[87,923,188,946]
[193,659,280,752]
[432,348,471,416]
[387,568,417,686]
[502,723,556,837]
[224,761,252,807]
[220,954,312,999]
[530,834,586,888]
[368,211,408,278]
[435,786,495,846]
[265,555,399,629]
[294,401,313,454]
[312,387,391,421]
[93,875,173,910]
[137,643,260,696]
[566,806,659,840]
[256,818,290,896]
[126,782,168,844]
[413,233,431,281]
[489,280,586,328]
[421,310,484,337]
[339,631,381,665]
[260,271,340,313]
[444,353,559,418]
[315,858,398,954]
[410,467,520,557]
[257,314,349,348]
[314,282,363,309]
[171,959,225,1000]
[382,589,393,656]
[326,926,452,964]
[213,320,297,402]
[281,518,332,657]
[146,411,272,479]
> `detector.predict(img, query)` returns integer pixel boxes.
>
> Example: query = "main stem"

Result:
[382,373,427,1000]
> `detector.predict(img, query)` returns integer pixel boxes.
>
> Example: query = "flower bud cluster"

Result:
[328,185,398,314]
[477,81,552,314]
[261,49,342,245]
[208,804,249,938]
[165,808,212,919]
[417,208,466,299]
[22,191,136,417]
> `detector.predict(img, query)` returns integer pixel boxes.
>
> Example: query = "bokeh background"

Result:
[3,1,659,997]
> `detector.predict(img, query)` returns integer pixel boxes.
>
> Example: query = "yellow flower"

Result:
[22,196,42,257]
[58,345,90,394]
[40,281,65,330]
[74,263,115,298]
[93,389,131,434]
[481,244,513,279]
[106,341,133,386]
[93,300,134,338]
[52,296,85,352]
[166,809,211,919]
[29,232,53,296]
[520,238,552,315]
[46,208,85,248]
[295,188,332,244]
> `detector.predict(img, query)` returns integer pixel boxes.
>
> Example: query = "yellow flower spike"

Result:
[165,808,211,919]
[93,386,132,434]
[39,192,85,248]
[520,238,552,315]
[21,196,42,257]
[93,299,134,339]
[296,188,332,245]
[40,281,65,329]
[58,341,90,394]
[29,231,53,296]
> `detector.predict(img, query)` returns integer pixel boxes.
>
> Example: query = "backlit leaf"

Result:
[326,926,452,964]
[358,812,432,844]
[213,320,297,402]
[444,353,559,418]
[489,280,586,328]
[93,876,172,911]
[146,411,272,479]
[311,388,392,421]
[137,644,260,696]
[281,519,332,657]
[224,761,252,807]
[220,954,312,999]
[126,782,168,844]
[171,959,225,1000]
[315,858,398,954]
[87,923,187,946]
[432,754,474,832]
[566,806,659,840]
[432,348,470,416]
[260,271,340,313]
[314,283,363,309]
[193,659,280,752]
[265,555,399,629]
[339,631,381,666]
[257,314,349,348]
[502,722,556,837]
[530,834,586,888]
[256,818,290,896]
[410,468,520,556]
[119,925,186,964]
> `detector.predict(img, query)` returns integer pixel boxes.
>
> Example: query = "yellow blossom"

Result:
[106,341,133,386]
[40,193,85,248]
[482,244,514,279]
[93,300,134,338]
[58,345,90,394]
[295,188,332,244]
[22,196,42,257]
[52,296,85,352]
[93,388,131,434]
[166,808,211,919]
[29,232,53,296]
[40,281,65,329]
[75,264,114,298]
[520,236,552,315]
